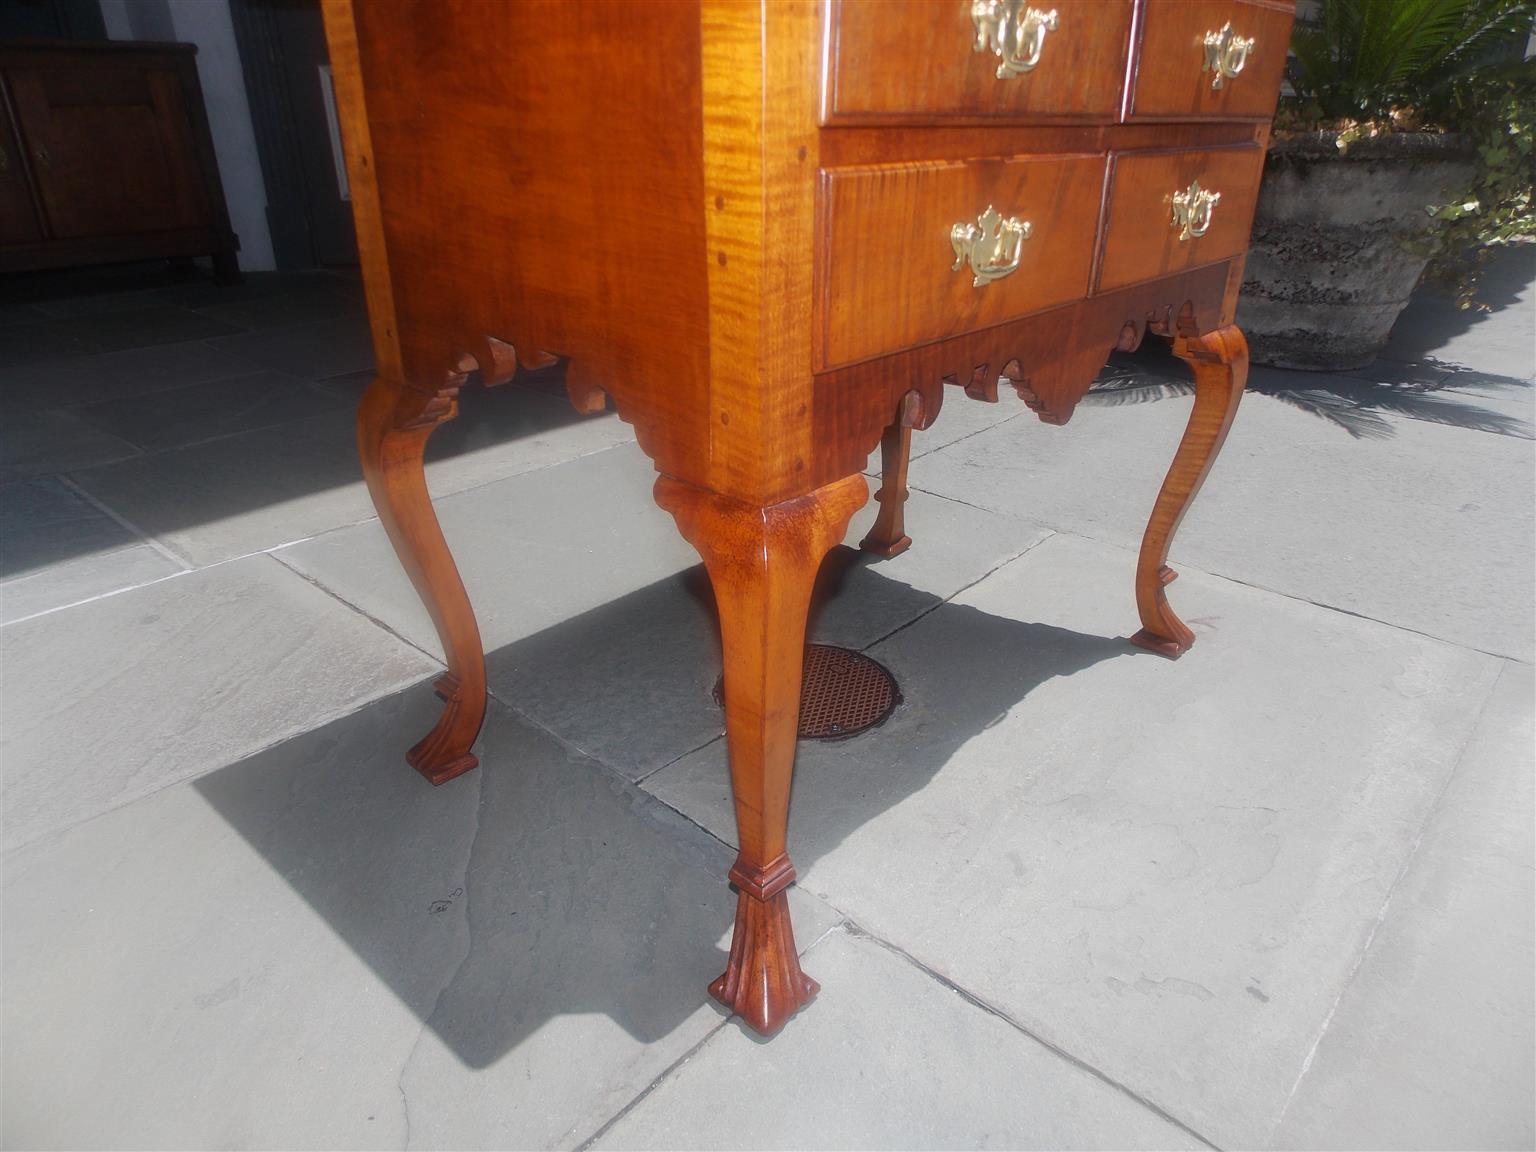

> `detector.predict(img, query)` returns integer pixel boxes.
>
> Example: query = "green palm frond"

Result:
[1289,0,1536,122]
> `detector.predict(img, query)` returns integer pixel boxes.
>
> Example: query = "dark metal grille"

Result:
[714,644,900,741]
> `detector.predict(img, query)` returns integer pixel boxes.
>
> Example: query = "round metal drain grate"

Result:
[714,644,901,741]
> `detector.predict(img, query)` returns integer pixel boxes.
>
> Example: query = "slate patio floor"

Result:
[2,252,1532,1150]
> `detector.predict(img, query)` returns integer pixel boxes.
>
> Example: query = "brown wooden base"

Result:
[858,528,911,558]
[1128,628,1190,659]
[709,857,818,1036]
[408,748,480,785]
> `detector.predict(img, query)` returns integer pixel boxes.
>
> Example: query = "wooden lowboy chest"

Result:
[323,0,1294,1036]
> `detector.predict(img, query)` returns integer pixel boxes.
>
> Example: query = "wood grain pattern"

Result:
[1131,323,1249,657]
[342,0,715,489]
[1097,143,1265,292]
[323,0,1292,1037]
[655,471,869,1035]
[1128,0,1294,122]
[699,0,824,504]
[818,153,1106,368]
[823,0,1133,124]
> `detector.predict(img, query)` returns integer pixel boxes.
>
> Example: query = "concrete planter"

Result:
[1236,132,1475,370]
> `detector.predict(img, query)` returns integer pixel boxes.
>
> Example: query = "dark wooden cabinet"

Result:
[0,39,239,279]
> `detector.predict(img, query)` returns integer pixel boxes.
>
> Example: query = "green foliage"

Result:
[1421,63,1536,306]
[1282,0,1536,306]
[1287,0,1534,123]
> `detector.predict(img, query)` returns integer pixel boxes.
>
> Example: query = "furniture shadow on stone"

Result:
[195,562,1126,1064]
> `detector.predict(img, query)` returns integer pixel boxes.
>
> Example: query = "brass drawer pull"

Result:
[950,205,1031,286]
[970,1,1059,79]
[1202,22,1254,90]
[1168,180,1220,240]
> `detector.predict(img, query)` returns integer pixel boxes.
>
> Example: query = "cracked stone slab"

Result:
[3,687,839,1150]
[282,443,1050,781]
[593,926,1203,1151]
[1272,659,1535,1151]
[909,387,1535,661]
[2,685,476,1150]
[395,700,839,1150]
[644,531,1504,1147]
[1,553,437,850]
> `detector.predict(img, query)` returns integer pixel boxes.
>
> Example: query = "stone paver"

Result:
[1,262,1531,1150]
[281,443,1050,780]
[2,689,837,1151]
[644,531,1507,1148]
[1273,659,1535,1151]
[594,928,1204,1152]
[0,407,141,481]
[205,313,376,380]
[0,540,182,625]
[2,476,149,578]
[71,369,351,453]
[0,554,436,849]
[910,389,1535,661]
[68,389,632,567]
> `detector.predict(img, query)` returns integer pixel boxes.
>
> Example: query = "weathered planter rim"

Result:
[1267,128,1475,164]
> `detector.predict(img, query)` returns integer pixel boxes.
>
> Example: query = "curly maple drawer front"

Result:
[1128,0,1293,120]
[1097,144,1264,292]
[822,0,1133,123]
[819,154,1106,369]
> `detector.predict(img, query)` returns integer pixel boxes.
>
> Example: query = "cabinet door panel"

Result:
[0,97,43,246]
[8,63,211,239]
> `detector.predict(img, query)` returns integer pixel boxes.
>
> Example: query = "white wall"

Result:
[100,0,276,271]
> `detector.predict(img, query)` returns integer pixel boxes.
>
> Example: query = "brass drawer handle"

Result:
[1202,22,1254,89]
[950,205,1031,287]
[970,2,1059,79]
[1168,180,1220,240]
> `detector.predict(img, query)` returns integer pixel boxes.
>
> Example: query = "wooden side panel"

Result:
[699,0,824,503]
[343,0,714,488]
[823,0,1132,124]
[818,153,1104,368]
[1098,143,1263,292]
[319,0,402,382]
[1128,0,1294,121]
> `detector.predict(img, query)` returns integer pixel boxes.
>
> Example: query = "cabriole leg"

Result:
[1131,325,1249,658]
[655,472,868,1035]
[358,375,486,784]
